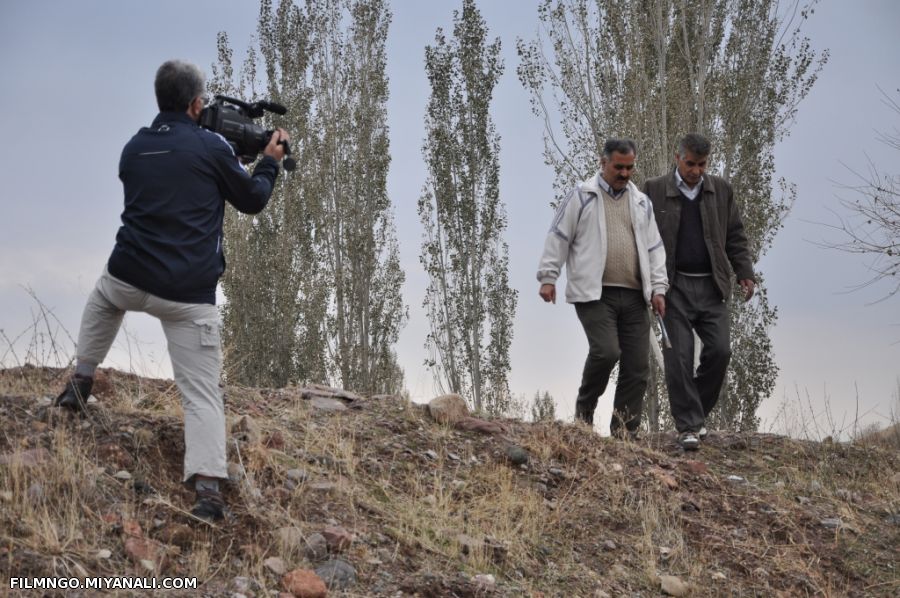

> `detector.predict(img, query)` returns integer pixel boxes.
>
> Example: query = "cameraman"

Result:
[52,59,289,521]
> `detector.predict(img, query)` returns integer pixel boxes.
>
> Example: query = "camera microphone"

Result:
[261,101,287,116]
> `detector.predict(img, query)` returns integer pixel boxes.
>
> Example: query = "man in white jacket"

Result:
[537,139,668,437]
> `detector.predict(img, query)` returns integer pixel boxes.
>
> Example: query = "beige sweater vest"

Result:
[601,189,641,290]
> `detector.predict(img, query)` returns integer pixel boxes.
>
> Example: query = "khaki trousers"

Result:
[76,267,226,482]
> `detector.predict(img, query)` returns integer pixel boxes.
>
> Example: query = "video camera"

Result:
[199,95,296,171]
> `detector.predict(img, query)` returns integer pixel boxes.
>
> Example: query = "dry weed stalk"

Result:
[0,425,106,575]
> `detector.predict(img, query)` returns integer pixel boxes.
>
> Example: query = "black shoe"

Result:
[53,375,93,413]
[574,404,595,426]
[191,488,226,522]
[612,428,640,441]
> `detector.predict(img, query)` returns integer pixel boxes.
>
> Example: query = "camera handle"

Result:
[264,129,296,172]
[279,139,297,172]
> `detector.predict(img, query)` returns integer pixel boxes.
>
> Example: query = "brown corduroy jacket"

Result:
[642,171,755,301]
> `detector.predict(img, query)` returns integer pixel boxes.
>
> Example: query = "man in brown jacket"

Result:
[642,133,755,450]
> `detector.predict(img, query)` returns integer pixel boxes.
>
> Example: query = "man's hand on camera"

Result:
[264,128,290,162]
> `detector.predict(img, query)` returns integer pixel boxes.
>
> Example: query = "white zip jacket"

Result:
[536,173,668,304]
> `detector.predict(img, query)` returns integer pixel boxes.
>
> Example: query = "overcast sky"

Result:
[1,0,898,438]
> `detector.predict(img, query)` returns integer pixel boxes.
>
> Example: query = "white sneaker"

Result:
[679,432,700,451]
[699,426,708,440]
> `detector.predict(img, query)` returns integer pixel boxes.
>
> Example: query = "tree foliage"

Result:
[419,0,518,415]
[518,0,827,430]
[215,0,406,393]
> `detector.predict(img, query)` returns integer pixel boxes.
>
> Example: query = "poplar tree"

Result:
[214,0,329,388]
[419,0,517,414]
[214,0,405,393]
[518,0,827,430]
[307,0,407,394]
[531,390,557,422]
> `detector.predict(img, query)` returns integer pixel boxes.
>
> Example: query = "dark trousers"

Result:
[662,275,731,433]
[574,287,650,434]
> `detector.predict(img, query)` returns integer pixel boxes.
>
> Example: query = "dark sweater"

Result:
[108,112,279,304]
[674,191,712,274]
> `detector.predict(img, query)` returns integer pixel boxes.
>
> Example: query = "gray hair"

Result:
[677,133,711,157]
[602,138,637,158]
[154,60,205,112]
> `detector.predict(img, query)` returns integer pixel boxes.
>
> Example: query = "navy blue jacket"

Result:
[107,112,279,304]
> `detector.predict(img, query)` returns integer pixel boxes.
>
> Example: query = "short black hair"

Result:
[603,138,637,158]
[678,133,711,157]
[154,60,205,112]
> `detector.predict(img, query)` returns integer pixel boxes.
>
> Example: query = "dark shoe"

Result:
[574,404,595,426]
[191,488,226,522]
[679,432,700,451]
[611,428,640,441]
[53,374,93,413]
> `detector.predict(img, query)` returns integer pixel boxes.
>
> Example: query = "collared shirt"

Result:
[598,175,627,199]
[675,169,702,200]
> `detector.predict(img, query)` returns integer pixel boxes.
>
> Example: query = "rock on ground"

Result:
[282,569,327,598]
[427,394,469,424]
[315,559,357,590]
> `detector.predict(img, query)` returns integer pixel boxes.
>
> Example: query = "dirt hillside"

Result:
[1,365,898,597]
